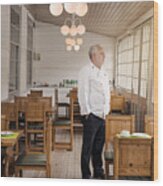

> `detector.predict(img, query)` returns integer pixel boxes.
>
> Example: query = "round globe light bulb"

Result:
[77,24,86,35]
[70,38,76,46]
[74,45,80,51]
[61,25,70,36]
[64,3,77,14]
[75,3,88,17]
[76,38,83,45]
[65,38,72,45]
[66,45,72,51]
[70,25,77,36]
[49,3,63,16]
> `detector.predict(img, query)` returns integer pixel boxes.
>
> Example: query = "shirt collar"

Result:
[90,62,104,72]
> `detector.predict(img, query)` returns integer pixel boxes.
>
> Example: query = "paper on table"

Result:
[131,133,151,138]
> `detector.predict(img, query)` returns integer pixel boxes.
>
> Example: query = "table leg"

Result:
[4,147,15,177]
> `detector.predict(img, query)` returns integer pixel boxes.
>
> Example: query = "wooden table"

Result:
[1,130,23,177]
[113,135,153,180]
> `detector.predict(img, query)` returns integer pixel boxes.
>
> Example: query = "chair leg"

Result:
[46,164,51,178]
[15,167,19,177]
[19,169,23,177]
[105,161,109,179]
[52,127,55,151]
[51,127,54,151]
[43,124,46,152]
[70,127,73,151]
[15,167,22,177]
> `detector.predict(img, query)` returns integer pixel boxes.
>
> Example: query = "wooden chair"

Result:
[15,115,52,177]
[110,95,125,113]
[1,115,9,131]
[25,100,47,153]
[104,115,135,179]
[29,96,53,145]
[55,88,70,120]
[28,90,43,97]
[14,96,28,130]
[51,90,74,151]
[144,115,154,136]
[1,102,16,130]
[70,88,81,127]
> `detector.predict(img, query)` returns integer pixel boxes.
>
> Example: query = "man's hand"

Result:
[83,113,91,120]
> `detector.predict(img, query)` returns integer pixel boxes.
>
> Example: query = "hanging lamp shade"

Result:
[65,38,72,45]
[66,45,72,51]
[74,45,80,51]
[76,38,83,45]
[75,3,88,17]
[64,3,77,14]
[61,25,70,36]
[77,24,86,35]
[70,25,77,36]
[70,38,76,46]
[49,3,63,16]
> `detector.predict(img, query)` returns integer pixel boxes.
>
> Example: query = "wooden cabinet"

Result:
[114,136,153,180]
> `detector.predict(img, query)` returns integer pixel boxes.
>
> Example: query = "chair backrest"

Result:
[105,115,135,149]
[70,88,78,101]
[110,95,125,113]
[54,89,60,118]
[15,96,28,129]
[25,100,49,154]
[26,101,45,123]
[28,96,52,110]
[54,88,59,104]
[1,115,8,131]
[144,115,154,137]
[15,96,28,112]
[28,90,43,97]
[70,88,80,124]
[1,102,16,122]
[40,97,52,112]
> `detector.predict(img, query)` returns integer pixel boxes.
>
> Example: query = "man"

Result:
[78,44,110,179]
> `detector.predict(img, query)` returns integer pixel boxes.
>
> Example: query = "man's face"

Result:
[93,49,105,68]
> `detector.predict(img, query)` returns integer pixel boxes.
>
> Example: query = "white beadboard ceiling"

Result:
[26,2,153,37]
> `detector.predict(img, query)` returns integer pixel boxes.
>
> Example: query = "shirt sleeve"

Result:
[78,68,91,115]
[103,73,111,117]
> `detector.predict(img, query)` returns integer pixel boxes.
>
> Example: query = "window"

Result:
[133,29,141,95]
[116,35,133,92]
[115,19,153,131]
[27,16,33,87]
[9,6,21,93]
[116,20,153,99]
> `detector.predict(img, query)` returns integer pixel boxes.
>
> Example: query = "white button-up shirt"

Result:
[78,62,110,119]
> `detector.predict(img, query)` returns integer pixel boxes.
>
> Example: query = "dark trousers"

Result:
[81,113,105,179]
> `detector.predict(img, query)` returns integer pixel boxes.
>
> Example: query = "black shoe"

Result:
[93,173,105,180]
[82,175,92,179]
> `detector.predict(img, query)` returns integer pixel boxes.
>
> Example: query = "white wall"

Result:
[1,6,115,101]
[33,22,115,86]
[1,5,10,100]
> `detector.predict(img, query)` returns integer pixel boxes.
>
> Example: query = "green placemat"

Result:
[1,132,19,139]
